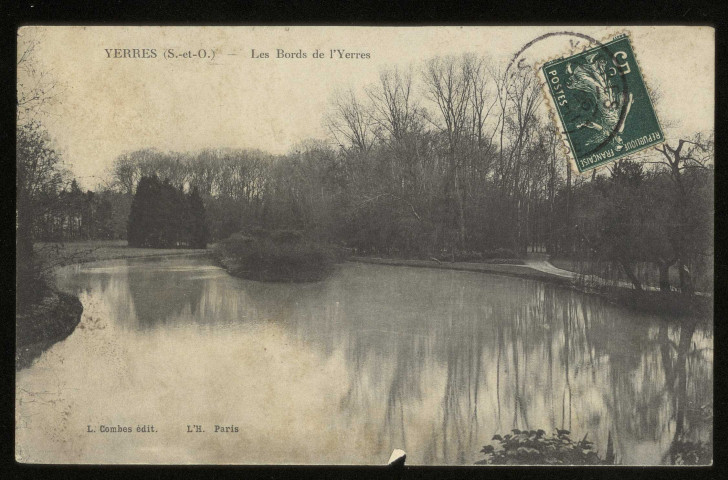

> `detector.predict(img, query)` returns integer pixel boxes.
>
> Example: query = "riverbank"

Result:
[16,290,83,370]
[349,256,572,285]
[349,256,711,317]
[550,256,713,294]
[17,241,210,370]
[35,240,210,267]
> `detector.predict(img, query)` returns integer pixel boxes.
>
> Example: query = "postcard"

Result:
[16,26,714,465]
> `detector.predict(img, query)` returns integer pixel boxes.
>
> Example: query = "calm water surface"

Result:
[16,255,712,464]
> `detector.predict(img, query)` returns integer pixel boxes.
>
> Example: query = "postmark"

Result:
[541,34,664,173]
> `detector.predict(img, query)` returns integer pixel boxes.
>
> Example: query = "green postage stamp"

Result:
[542,34,664,173]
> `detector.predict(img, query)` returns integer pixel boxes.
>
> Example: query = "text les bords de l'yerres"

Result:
[103,48,371,60]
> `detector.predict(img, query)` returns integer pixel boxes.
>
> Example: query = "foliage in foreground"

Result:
[214,229,347,282]
[476,429,612,465]
[669,438,712,466]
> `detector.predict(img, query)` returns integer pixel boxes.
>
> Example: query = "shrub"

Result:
[669,438,712,465]
[214,231,347,282]
[476,429,612,465]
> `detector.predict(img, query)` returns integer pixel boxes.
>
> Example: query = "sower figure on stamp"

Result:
[565,52,634,152]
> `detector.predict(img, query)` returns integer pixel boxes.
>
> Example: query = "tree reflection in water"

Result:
[51,259,712,464]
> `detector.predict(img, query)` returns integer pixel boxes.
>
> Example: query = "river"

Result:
[15,255,713,464]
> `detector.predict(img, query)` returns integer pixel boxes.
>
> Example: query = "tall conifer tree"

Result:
[127,175,208,248]
[188,186,209,248]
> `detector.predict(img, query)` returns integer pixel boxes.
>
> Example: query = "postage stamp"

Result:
[541,34,664,173]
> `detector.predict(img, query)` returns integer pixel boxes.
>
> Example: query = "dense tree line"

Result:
[17,120,65,304]
[16,28,714,302]
[101,54,713,293]
[127,175,208,248]
[111,148,268,241]
[564,139,714,293]
[31,179,130,242]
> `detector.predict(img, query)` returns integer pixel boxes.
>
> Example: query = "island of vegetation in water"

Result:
[213,228,349,283]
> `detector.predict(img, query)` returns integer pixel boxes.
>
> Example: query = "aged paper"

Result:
[16,26,713,465]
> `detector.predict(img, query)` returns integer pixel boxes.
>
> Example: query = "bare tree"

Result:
[326,88,375,153]
[367,66,422,142]
[423,55,472,248]
[489,66,543,253]
[16,29,71,304]
[111,152,143,195]
[17,30,60,125]
[464,54,498,157]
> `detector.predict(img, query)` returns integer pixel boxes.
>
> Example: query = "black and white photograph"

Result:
[15,26,714,465]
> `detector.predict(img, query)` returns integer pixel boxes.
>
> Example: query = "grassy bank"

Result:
[349,248,524,265]
[351,256,711,318]
[214,232,347,282]
[35,240,209,267]
[349,256,571,284]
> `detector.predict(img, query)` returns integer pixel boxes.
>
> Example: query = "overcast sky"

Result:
[19,26,714,189]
